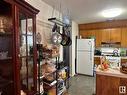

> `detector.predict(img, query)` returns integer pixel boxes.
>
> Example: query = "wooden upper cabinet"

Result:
[79,28,122,47]
[80,30,95,38]
[79,30,88,38]
[87,30,96,37]
[95,30,102,47]
[121,28,127,47]
[101,29,110,42]
[101,28,121,43]
[110,28,121,42]
[80,29,102,47]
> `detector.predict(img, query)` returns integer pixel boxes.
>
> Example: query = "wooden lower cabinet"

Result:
[94,57,100,66]
[96,74,127,95]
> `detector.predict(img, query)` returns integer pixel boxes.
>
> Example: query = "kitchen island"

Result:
[96,67,127,95]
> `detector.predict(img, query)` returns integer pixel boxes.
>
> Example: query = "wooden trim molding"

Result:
[14,0,40,14]
[79,19,127,30]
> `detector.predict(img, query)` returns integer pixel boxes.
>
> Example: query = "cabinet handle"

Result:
[18,54,21,57]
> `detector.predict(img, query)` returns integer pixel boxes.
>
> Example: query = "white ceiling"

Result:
[41,0,127,24]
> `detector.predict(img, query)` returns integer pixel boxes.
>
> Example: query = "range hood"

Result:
[101,42,121,47]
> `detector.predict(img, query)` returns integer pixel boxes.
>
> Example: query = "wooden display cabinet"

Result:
[0,0,39,95]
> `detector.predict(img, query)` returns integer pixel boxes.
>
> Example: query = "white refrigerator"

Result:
[77,39,95,76]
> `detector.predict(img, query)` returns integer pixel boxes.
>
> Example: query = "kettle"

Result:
[113,49,119,56]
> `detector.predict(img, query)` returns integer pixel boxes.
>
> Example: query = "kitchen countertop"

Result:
[94,55,102,57]
[96,66,127,78]
[94,55,127,59]
[121,56,127,59]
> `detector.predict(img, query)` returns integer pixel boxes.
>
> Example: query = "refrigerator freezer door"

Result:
[77,39,94,52]
[77,51,94,76]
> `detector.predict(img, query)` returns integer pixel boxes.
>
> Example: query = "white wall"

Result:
[25,0,61,22]
[71,21,79,76]
[25,0,64,61]
[25,0,62,45]
[25,0,79,76]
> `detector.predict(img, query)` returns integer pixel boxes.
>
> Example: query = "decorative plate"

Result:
[36,32,42,44]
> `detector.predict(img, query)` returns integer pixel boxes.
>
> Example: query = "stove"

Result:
[101,48,121,68]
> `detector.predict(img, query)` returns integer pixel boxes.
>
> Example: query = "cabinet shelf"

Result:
[0,77,13,89]
[0,57,12,61]
[39,70,57,79]
[0,32,12,36]
[43,53,60,59]
[43,80,57,87]
[20,34,33,36]
[58,66,68,72]
[20,55,33,58]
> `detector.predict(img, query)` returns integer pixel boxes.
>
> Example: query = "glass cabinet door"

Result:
[19,13,35,94]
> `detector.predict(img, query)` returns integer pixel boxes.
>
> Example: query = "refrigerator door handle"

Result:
[89,41,92,60]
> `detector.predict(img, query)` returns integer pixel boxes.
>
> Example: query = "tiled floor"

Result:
[67,75,96,95]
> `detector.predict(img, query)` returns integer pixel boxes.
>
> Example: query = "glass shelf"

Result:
[21,55,33,57]
[20,34,33,36]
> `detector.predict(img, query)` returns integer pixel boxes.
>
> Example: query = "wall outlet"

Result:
[119,86,126,94]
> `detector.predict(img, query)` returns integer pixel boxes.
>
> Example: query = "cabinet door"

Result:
[101,29,110,42]
[19,12,36,94]
[95,29,102,47]
[121,28,127,47]
[87,30,96,37]
[110,28,121,42]
[80,30,95,38]
[80,29,101,47]
[120,78,127,94]
[96,75,120,95]
[79,30,88,38]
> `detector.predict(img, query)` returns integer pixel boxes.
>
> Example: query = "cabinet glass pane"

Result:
[19,13,35,94]
[20,35,27,57]
[20,14,26,35]
[19,13,28,93]
[20,58,27,90]
[27,36,33,56]
[27,18,33,35]
[28,57,34,91]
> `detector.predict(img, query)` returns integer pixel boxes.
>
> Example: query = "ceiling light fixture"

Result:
[101,8,123,18]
